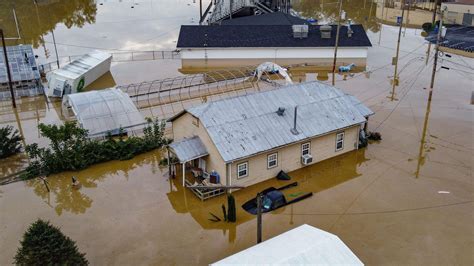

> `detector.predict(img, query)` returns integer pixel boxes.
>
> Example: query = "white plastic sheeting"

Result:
[62,88,146,138]
[212,224,364,265]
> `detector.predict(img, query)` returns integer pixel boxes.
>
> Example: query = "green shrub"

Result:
[14,219,88,265]
[23,118,169,179]
[0,125,22,159]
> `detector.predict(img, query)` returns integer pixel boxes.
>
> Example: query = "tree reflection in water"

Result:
[0,0,97,47]
[26,150,163,215]
[293,0,381,33]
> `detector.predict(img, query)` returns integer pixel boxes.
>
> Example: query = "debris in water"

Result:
[438,191,450,194]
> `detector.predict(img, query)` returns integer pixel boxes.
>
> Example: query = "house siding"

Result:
[171,113,227,179]
[230,125,361,187]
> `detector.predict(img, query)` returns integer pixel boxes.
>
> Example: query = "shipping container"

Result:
[46,51,112,98]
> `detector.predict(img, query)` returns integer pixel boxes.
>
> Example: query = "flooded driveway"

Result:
[1,0,473,265]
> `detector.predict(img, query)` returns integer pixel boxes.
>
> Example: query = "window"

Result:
[301,142,311,156]
[237,162,248,179]
[336,132,345,151]
[267,153,278,169]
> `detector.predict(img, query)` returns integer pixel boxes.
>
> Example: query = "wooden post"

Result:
[256,193,263,243]
[428,5,445,102]
[391,0,406,101]
[182,162,186,187]
[331,0,343,86]
[167,148,172,178]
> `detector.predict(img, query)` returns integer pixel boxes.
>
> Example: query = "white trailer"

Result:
[46,51,112,98]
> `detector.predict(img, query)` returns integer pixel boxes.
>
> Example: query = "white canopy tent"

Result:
[62,88,147,138]
[212,224,363,265]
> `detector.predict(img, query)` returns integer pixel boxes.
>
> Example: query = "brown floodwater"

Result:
[1,0,474,265]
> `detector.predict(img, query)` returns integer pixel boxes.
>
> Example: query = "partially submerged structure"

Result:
[167,81,373,193]
[212,224,363,265]
[0,45,42,99]
[47,50,112,98]
[62,88,146,138]
[177,22,371,69]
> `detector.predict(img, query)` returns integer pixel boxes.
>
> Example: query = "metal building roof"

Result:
[178,81,373,163]
[63,88,146,137]
[169,136,209,163]
[53,50,112,80]
[212,224,363,265]
[0,45,40,83]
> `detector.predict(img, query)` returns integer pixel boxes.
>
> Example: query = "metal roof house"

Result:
[176,20,372,69]
[212,224,363,265]
[0,45,42,99]
[167,81,373,196]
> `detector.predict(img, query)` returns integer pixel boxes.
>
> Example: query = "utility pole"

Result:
[199,0,203,23]
[331,0,344,86]
[390,0,406,101]
[256,193,263,243]
[426,0,440,65]
[428,5,445,102]
[0,29,16,108]
[51,30,60,69]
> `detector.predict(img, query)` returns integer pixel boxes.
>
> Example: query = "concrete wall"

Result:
[229,125,361,187]
[171,112,227,179]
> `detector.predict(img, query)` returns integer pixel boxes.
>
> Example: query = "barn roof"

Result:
[169,81,373,163]
[177,24,372,48]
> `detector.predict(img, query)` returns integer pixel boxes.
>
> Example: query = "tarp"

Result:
[212,224,363,265]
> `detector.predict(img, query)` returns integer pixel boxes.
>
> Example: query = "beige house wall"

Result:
[171,113,227,178]
[229,125,361,187]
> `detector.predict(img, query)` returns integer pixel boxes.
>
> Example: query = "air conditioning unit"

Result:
[301,154,313,165]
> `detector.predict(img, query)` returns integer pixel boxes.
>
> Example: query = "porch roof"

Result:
[169,136,208,163]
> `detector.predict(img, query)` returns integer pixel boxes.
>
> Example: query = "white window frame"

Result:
[301,142,311,156]
[336,132,345,151]
[267,153,278,169]
[237,162,248,179]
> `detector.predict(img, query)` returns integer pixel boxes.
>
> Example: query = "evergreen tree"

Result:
[227,194,237,222]
[14,219,88,265]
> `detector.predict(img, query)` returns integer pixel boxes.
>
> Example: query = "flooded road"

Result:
[1,0,474,265]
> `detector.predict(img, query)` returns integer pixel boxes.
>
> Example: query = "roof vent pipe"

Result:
[291,106,299,135]
[276,107,286,116]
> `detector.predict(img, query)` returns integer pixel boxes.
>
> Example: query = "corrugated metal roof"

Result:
[53,51,111,80]
[64,88,146,137]
[212,224,363,265]
[169,136,208,163]
[186,81,373,163]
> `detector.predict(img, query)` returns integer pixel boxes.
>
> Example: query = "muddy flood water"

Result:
[1,0,473,265]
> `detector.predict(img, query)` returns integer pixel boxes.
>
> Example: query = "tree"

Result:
[14,219,88,265]
[0,125,22,159]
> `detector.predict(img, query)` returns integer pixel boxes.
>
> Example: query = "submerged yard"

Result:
[0,0,473,265]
